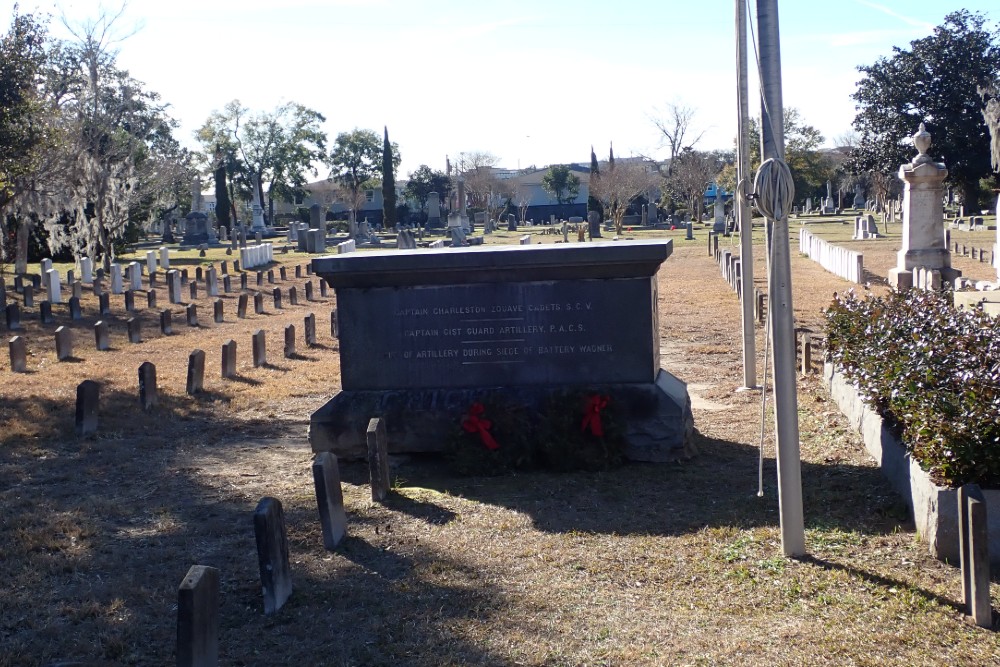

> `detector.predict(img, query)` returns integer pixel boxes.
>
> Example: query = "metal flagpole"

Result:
[755,0,805,557]
[736,0,758,390]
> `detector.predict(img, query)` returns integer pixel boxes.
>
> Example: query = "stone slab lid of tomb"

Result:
[312,239,672,288]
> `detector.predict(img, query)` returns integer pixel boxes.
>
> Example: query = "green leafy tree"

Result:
[541,164,581,205]
[213,144,231,229]
[850,10,1000,208]
[329,127,399,234]
[197,100,327,224]
[403,164,451,210]
[381,126,397,229]
[747,108,836,205]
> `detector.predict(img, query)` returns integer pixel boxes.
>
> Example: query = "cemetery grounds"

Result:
[2,216,1000,666]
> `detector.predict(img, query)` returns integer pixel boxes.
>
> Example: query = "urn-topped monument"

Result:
[888,124,960,290]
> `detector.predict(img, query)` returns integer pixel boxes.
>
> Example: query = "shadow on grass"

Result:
[375,429,911,541]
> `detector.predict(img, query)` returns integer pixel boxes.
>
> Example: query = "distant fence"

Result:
[799,229,864,283]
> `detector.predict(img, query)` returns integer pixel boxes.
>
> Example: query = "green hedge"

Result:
[825,289,1000,488]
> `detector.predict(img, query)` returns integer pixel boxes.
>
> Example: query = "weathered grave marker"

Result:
[312,452,347,549]
[187,304,198,327]
[160,309,173,335]
[253,497,292,615]
[213,299,224,323]
[253,292,264,315]
[147,290,157,309]
[55,326,73,360]
[252,330,266,367]
[9,335,27,372]
[272,288,282,310]
[304,281,313,301]
[221,340,237,378]
[99,292,110,316]
[189,281,198,301]
[367,417,390,502]
[69,296,82,321]
[319,280,327,298]
[304,313,316,347]
[124,289,135,313]
[330,309,338,339]
[75,380,99,435]
[288,286,298,306]
[94,320,110,350]
[279,266,287,281]
[23,283,33,307]
[187,349,205,395]
[127,317,142,344]
[176,564,219,667]
[237,294,248,319]
[284,324,295,358]
[39,300,53,324]
[138,361,157,409]
[959,484,992,628]
[5,303,20,330]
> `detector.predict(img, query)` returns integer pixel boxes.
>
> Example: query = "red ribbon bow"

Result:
[581,395,609,437]
[463,402,499,450]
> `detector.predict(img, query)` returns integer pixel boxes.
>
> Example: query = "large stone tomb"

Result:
[309,241,694,463]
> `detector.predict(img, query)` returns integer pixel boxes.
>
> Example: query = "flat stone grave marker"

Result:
[94,321,110,350]
[309,241,693,462]
[138,361,157,409]
[9,335,27,372]
[284,324,296,358]
[127,318,142,344]
[76,380,99,435]
[367,417,390,501]
[221,340,237,378]
[55,326,73,360]
[304,313,316,347]
[252,330,266,367]
[312,452,347,549]
[187,349,205,395]
[253,497,292,615]
[176,565,219,667]
[5,303,20,330]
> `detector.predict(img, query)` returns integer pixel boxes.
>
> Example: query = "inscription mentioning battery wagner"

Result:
[338,279,654,389]
[389,300,613,364]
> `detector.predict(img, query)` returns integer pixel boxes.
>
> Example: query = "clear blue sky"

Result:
[5,1,998,177]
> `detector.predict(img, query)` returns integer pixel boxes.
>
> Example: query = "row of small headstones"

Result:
[176,418,387,665]
[12,257,313,305]
[6,288,337,371]
[951,241,996,265]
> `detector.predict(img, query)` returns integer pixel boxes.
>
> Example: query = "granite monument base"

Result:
[309,369,694,463]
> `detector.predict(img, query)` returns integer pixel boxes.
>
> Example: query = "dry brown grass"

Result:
[1,223,999,666]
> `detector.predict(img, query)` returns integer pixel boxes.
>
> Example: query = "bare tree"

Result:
[515,182,532,223]
[590,161,658,234]
[665,150,723,222]
[651,102,706,176]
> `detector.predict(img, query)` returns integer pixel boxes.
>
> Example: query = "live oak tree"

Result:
[850,10,1000,209]
[746,108,836,206]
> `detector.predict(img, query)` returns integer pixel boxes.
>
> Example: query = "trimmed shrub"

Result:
[825,289,1000,487]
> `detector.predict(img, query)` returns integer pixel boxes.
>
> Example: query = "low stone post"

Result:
[75,380,99,435]
[304,313,317,347]
[312,452,347,550]
[9,335,27,372]
[221,340,237,379]
[253,497,292,615]
[367,417,390,502]
[284,324,295,358]
[252,330,266,367]
[176,565,219,667]
[959,484,992,628]
[139,361,157,409]
[187,349,205,395]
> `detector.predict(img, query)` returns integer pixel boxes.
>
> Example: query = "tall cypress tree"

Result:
[588,146,603,219]
[381,126,397,229]
[214,145,231,230]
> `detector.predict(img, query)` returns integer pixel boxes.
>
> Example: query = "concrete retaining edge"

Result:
[823,361,1000,565]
